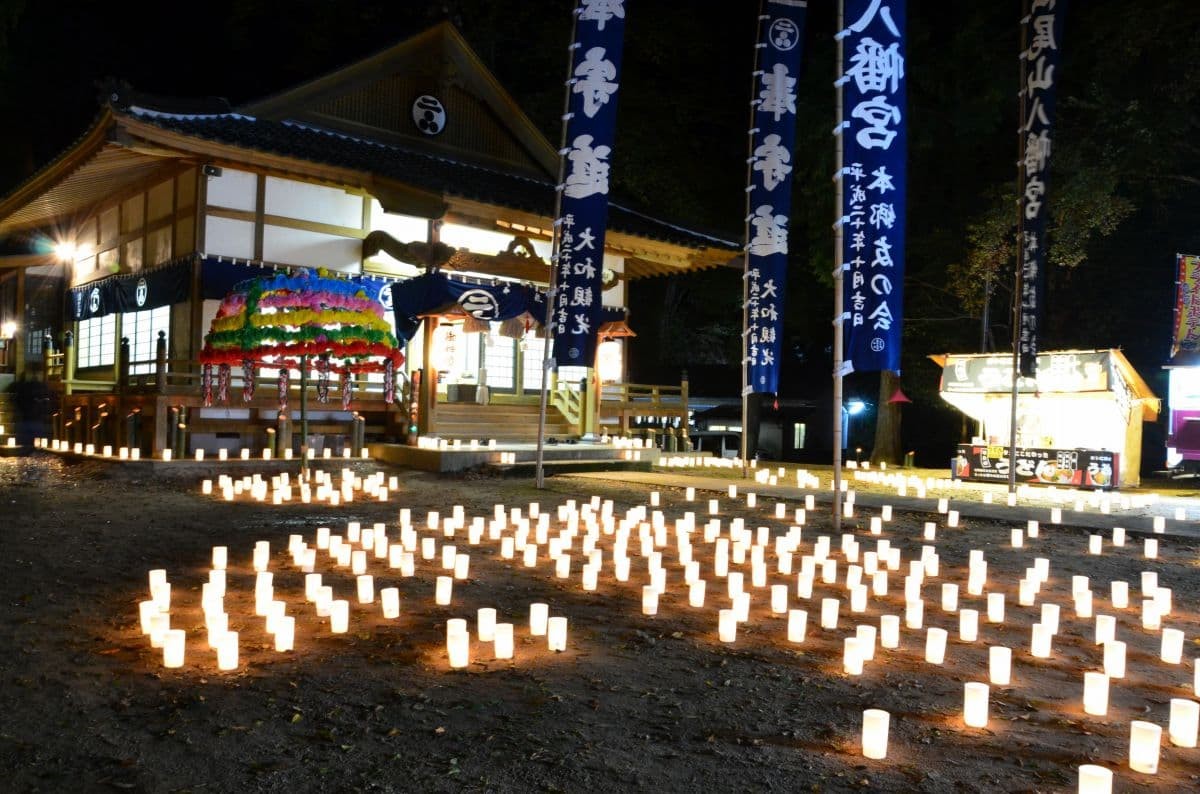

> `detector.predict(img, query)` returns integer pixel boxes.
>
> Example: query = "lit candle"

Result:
[787,609,807,642]
[1128,720,1162,774]
[821,598,840,630]
[1031,623,1053,658]
[1141,599,1161,631]
[843,637,864,675]
[1112,527,1125,546]
[987,593,1005,623]
[947,510,959,527]
[689,579,706,607]
[493,623,514,660]
[861,709,889,759]
[1083,672,1109,716]
[163,629,185,668]
[447,625,469,669]
[963,682,989,728]
[1144,538,1158,559]
[1111,581,1129,609]
[989,646,1011,686]
[1027,520,1039,538]
[770,584,788,615]
[879,614,899,649]
[1104,640,1126,679]
[356,575,374,604]
[1095,614,1116,645]
[1169,698,1199,748]
[959,609,979,643]
[1089,535,1103,555]
[275,615,295,652]
[217,631,239,671]
[138,600,157,634]
[718,609,737,642]
[477,607,497,642]
[1159,628,1185,664]
[529,603,549,636]
[642,586,659,616]
[1010,529,1023,548]
[1077,765,1113,794]
[547,616,568,652]
[905,599,923,630]
[941,583,958,612]
[856,624,877,661]
[1040,603,1060,634]
[435,576,453,606]
[925,627,948,664]
[330,600,349,633]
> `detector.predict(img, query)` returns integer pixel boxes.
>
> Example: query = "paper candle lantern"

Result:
[1077,765,1113,794]
[941,583,958,612]
[856,625,877,661]
[1031,623,1053,658]
[821,598,840,630]
[787,610,807,643]
[770,584,788,614]
[547,617,568,652]
[529,603,549,636]
[859,708,890,759]
[989,646,1011,686]
[1095,614,1116,645]
[1144,538,1158,559]
[905,599,924,630]
[475,607,497,642]
[642,586,659,616]
[217,631,239,671]
[1041,603,1060,634]
[435,576,453,606]
[1112,527,1125,546]
[447,626,469,669]
[689,579,706,607]
[380,588,400,620]
[1089,535,1103,555]
[926,627,948,664]
[1128,720,1162,774]
[1083,672,1109,716]
[139,600,157,634]
[1141,599,1161,631]
[718,609,737,643]
[356,575,374,604]
[1161,628,1185,664]
[963,682,989,728]
[879,614,899,649]
[1112,581,1129,609]
[163,629,185,668]
[1010,529,1023,548]
[492,623,514,660]
[330,600,349,633]
[1169,698,1199,748]
[959,609,979,643]
[148,613,170,648]
[987,593,1005,623]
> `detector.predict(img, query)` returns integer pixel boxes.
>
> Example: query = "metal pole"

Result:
[1008,0,1030,494]
[535,3,582,489]
[740,1,767,478]
[300,355,309,479]
[832,0,846,531]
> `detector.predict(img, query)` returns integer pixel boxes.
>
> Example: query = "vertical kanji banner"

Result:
[839,0,907,374]
[551,0,627,368]
[1172,253,1200,359]
[1017,0,1066,377]
[745,0,808,394]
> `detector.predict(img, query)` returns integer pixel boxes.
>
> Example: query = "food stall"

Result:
[934,349,1159,489]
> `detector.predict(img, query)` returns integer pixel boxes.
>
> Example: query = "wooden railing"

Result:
[550,379,585,432]
[598,378,689,436]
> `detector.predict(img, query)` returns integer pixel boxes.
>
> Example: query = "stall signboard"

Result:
[941,351,1111,394]
[953,444,1117,490]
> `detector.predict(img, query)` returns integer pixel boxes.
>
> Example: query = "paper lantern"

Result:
[923,522,936,541]
[529,603,549,636]
[1089,535,1103,555]
[1031,623,1053,658]
[787,610,807,643]
[1078,765,1113,793]
[547,617,568,652]
[959,609,979,643]
[1010,529,1023,548]
[1104,640,1127,679]
[986,593,1005,623]
[1083,672,1109,716]
[330,600,349,633]
[989,646,1011,686]
[1169,698,1199,748]
[963,682,989,728]
[642,586,659,616]
[1194,657,1199,696]
[689,579,706,607]
[821,598,840,630]
[1027,520,1040,538]
[1041,603,1060,634]
[493,623,515,659]
[1075,590,1093,619]
[861,709,889,760]
[1144,538,1158,559]
[905,599,924,630]
[432,576,453,606]
[1128,720,1162,774]
[1095,614,1116,645]
[941,583,958,612]
[163,629,185,668]
[217,631,239,671]
[447,626,470,669]
[1141,599,1162,631]
[925,627,948,664]
[138,600,157,634]
[356,575,374,604]
[856,625,877,661]
[718,609,737,642]
[1161,628,1185,664]
[275,616,295,652]
[1111,581,1129,609]
[1112,527,1126,546]
[843,637,864,675]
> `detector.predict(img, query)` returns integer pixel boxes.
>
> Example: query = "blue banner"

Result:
[551,0,627,368]
[1018,0,1066,377]
[745,0,808,394]
[389,272,547,343]
[839,0,907,374]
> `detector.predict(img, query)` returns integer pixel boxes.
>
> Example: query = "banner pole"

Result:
[831,0,845,532]
[1008,0,1029,495]
[739,2,766,479]
[535,3,582,490]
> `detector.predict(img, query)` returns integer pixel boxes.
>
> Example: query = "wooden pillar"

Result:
[117,337,130,396]
[155,330,167,392]
[12,270,25,376]
[418,318,437,435]
[63,331,75,395]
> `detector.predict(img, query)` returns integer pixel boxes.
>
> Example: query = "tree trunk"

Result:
[870,370,903,466]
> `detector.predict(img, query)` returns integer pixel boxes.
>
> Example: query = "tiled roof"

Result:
[122,108,738,252]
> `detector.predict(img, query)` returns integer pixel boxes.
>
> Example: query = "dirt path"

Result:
[1,455,1197,792]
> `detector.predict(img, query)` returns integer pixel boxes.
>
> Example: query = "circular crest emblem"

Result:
[568,347,581,360]
[135,278,148,308]
[412,95,446,136]
[378,284,393,312]
[870,337,886,353]
[769,18,799,51]
[88,288,101,314]
[458,289,500,320]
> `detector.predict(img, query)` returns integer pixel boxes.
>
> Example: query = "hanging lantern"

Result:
[278,367,289,412]
[242,359,256,402]
[342,367,353,410]
[316,353,331,403]
[217,363,231,404]
[202,363,213,407]
[384,359,395,404]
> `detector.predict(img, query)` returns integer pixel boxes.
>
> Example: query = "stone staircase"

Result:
[433,402,575,442]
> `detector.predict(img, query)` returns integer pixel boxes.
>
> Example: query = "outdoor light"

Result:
[547,617,568,651]
[963,682,989,728]
[1161,628,1185,664]
[1095,614,1116,645]
[926,627,948,664]
[1128,721,1162,774]
[718,609,737,642]
[787,609,807,642]
[529,603,549,636]
[989,646,1012,686]
[330,600,349,633]
[861,709,889,759]
[493,623,514,660]
[1104,640,1127,678]
[847,399,865,415]
[1083,672,1109,715]
[356,575,374,604]
[275,616,295,652]
[447,626,469,669]
[1169,699,1199,748]
[843,637,864,675]
[217,631,239,671]
[1077,765,1113,794]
